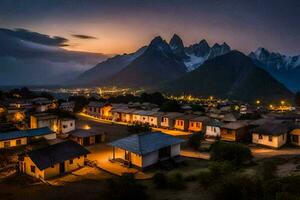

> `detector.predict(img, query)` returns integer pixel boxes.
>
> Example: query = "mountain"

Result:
[249,48,300,92]
[169,34,189,61]
[76,46,146,85]
[184,40,231,71]
[106,36,187,87]
[162,50,293,102]
[0,28,107,85]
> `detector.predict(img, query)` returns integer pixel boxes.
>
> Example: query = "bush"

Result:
[210,141,252,166]
[106,173,148,200]
[211,175,263,200]
[258,159,277,181]
[198,171,214,188]
[208,161,233,178]
[153,172,168,189]
[127,123,152,134]
[188,132,204,150]
[168,173,186,190]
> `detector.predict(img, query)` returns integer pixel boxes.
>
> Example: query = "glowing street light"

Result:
[281,100,285,105]
[256,100,261,105]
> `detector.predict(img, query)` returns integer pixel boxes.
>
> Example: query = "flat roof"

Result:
[0,127,53,141]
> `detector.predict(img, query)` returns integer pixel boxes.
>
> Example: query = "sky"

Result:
[0,0,300,55]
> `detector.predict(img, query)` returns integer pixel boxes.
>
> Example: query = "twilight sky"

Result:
[0,0,299,55]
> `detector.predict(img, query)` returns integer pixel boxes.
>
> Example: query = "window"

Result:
[63,125,67,129]
[30,166,35,173]
[213,127,216,132]
[69,159,73,164]
[70,123,73,127]
[191,122,194,127]
[16,139,22,145]
[282,134,285,140]
[268,136,273,142]
[292,135,299,143]
[4,141,10,148]
[196,122,200,128]
[259,134,263,139]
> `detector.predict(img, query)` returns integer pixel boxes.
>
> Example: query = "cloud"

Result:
[0,28,68,46]
[72,34,97,39]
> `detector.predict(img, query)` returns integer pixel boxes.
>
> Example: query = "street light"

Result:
[256,100,261,105]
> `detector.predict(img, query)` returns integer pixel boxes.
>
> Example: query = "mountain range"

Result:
[249,48,300,92]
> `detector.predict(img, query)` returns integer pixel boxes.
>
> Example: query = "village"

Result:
[1,87,300,200]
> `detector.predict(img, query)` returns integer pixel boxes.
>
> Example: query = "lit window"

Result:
[4,141,10,148]
[259,134,263,139]
[16,139,21,145]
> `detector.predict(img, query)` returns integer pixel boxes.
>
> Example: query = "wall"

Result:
[148,116,158,126]
[160,117,169,128]
[290,134,300,146]
[87,106,101,118]
[188,121,202,132]
[142,151,159,168]
[220,128,237,141]
[0,137,27,149]
[61,119,76,134]
[171,144,181,157]
[206,126,221,138]
[100,105,112,119]
[20,156,44,179]
[132,114,141,123]
[252,133,287,148]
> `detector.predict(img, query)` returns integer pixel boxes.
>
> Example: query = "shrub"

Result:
[106,173,148,200]
[210,141,252,166]
[258,159,278,181]
[127,123,152,134]
[153,172,168,189]
[208,161,233,178]
[198,171,214,188]
[211,175,263,200]
[188,132,204,150]
[168,173,186,190]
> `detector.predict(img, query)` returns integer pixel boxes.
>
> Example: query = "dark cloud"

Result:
[72,34,97,39]
[0,28,68,46]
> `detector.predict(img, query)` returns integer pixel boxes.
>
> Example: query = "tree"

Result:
[210,141,252,166]
[191,104,205,112]
[140,92,165,106]
[295,91,300,107]
[188,132,204,150]
[127,123,152,134]
[68,96,89,112]
[159,100,182,112]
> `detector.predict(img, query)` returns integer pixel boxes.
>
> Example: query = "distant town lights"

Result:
[256,100,261,104]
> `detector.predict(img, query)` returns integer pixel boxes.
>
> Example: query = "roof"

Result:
[190,116,210,122]
[175,114,198,120]
[0,127,53,141]
[221,121,248,130]
[163,112,184,119]
[206,119,223,127]
[223,113,240,122]
[252,122,290,136]
[109,132,185,156]
[87,101,105,108]
[71,129,102,138]
[290,129,300,136]
[27,140,90,170]
[32,113,58,120]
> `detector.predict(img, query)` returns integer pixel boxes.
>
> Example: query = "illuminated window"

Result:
[4,141,10,148]
[16,139,21,145]
[259,134,263,139]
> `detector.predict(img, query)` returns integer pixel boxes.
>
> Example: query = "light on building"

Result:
[256,100,261,105]
[83,124,91,130]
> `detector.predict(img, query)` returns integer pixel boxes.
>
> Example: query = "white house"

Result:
[252,122,289,148]
[59,101,75,112]
[109,132,185,170]
[160,112,184,129]
[290,128,300,146]
[205,119,223,139]
[60,118,76,134]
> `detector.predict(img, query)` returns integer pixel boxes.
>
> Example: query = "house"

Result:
[30,113,75,134]
[87,102,112,119]
[160,112,184,129]
[59,101,75,112]
[0,127,56,149]
[31,97,55,112]
[174,114,198,131]
[252,122,289,148]
[220,121,249,141]
[205,119,223,139]
[148,112,165,127]
[70,129,105,146]
[30,113,59,132]
[60,118,76,134]
[19,140,90,180]
[111,108,135,123]
[188,116,210,132]
[222,113,240,123]
[109,132,185,170]
[290,128,300,146]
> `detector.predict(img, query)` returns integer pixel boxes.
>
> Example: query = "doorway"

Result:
[59,162,65,174]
